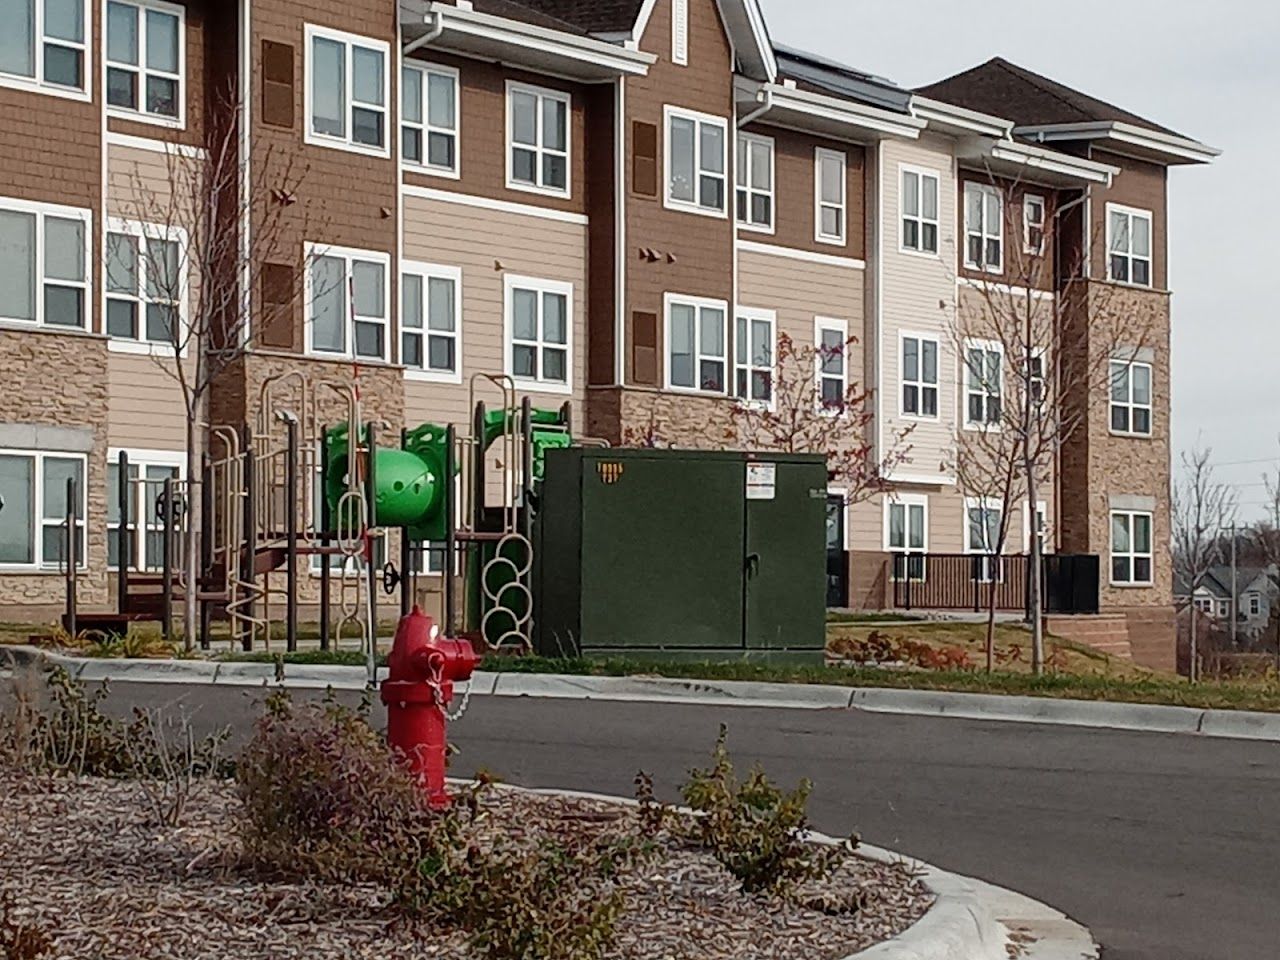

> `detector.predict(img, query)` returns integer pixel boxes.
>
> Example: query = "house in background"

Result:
[1176,566,1280,641]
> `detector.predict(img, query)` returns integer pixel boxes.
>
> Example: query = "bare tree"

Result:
[948,177,1161,673]
[622,332,912,508]
[110,92,312,648]
[1173,444,1237,681]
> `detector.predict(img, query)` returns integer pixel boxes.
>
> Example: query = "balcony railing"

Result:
[890,553,1100,614]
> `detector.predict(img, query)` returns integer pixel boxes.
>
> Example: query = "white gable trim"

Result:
[631,0,775,81]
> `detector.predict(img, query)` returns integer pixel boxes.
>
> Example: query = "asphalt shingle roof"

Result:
[915,57,1182,139]
[468,0,591,33]
[504,0,645,33]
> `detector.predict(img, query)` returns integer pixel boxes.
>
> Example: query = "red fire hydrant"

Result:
[381,605,477,810]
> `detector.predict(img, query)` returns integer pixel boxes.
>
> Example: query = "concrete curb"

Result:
[499,784,1095,960]
[7,645,1280,743]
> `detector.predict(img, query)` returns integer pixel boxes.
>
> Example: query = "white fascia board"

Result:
[1013,121,1221,165]
[746,80,925,141]
[955,136,1118,186]
[910,95,1012,139]
[411,2,655,77]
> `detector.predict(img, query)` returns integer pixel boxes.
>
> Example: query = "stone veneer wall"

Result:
[0,329,111,608]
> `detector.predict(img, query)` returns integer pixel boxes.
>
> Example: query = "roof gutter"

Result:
[910,95,1012,139]
[403,7,443,55]
[741,78,926,141]
[1014,121,1221,165]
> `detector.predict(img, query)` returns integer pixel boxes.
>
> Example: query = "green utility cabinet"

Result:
[534,448,827,660]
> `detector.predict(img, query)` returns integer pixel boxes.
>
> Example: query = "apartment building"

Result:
[0,0,1216,664]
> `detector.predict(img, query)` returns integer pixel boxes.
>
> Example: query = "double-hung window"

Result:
[306,25,388,155]
[964,183,1003,272]
[735,132,773,231]
[1107,205,1152,286]
[1111,511,1153,585]
[901,167,939,254]
[506,275,571,391]
[107,452,182,570]
[964,498,1003,583]
[1110,360,1153,435]
[106,0,183,123]
[0,198,90,330]
[0,0,87,94]
[815,319,847,412]
[665,106,727,215]
[105,219,184,348]
[306,244,389,361]
[507,82,569,196]
[815,148,846,244]
[401,262,461,381]
[886,494,927,581]
[964,340,1003,427]
[401,61,457,175]
[0,451,86,569]
[734,308,774,406]
[1023,195,1046,255]
[901,334,939,418]
[666,294,726,394]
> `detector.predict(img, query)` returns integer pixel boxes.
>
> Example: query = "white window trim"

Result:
[303,23,391,159]
[0,195,94,331]
[1023,194,1046,255]
[401,260,462,384]
[962,337,1003,432]
[502,273,574,395]
[0,0,91,101]
[883,492,929,553]
[964,182,1004,274]
[104,216,189,356]
[1110,509,1154,587]
[303,242,391,362]
[814,147,847,246]
[1248,592,1261,617]
[663,104,729,219]
[1022,500,1049,553]
[0,449,89,572]
[106,447,185,571]
[1105,202,1154,288]
[827,486,849,550]
[401,60,459,179]
[899,163,941,258]
[1109,359,1154,438]
[898,329,940,422]
[105,0,186,129]
[664,292,729,395]
[963,497,1004,554]
[505,80,572,199]
[734,306,776,410]
[814,316,848,416]
[735,131,774,234]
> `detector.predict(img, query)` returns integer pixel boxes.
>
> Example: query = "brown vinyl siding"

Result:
[740,123,866,261]
[402,51,588,217]
[622,0,735,386]
[251,0,399,355]
[106,0,210,149]
[1090,149,1168,290]
[955,172,1057,291]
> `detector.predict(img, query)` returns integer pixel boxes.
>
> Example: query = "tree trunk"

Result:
[183,417,200,651]
[1028,465,1044,675]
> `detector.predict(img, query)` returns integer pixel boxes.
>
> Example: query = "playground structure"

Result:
[62,371,574,660]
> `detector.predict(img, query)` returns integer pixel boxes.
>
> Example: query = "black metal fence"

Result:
[890,553,1099,614]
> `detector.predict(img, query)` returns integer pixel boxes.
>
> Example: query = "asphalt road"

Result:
[74,683,1280,960]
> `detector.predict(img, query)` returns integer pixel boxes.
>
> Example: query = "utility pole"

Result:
[1230,524,1238,648]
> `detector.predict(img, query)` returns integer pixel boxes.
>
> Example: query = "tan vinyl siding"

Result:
[879,135,958,485]
[401,194,588,428]
[106,354,189,450]
[736,248,864,350]
[107,144,188,221]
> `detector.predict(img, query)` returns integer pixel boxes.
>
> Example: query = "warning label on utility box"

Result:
[746,462,776,500]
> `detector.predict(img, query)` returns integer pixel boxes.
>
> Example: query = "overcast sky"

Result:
[760,0,1279,518]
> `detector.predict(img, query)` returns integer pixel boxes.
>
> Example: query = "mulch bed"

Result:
[0,774,931,959]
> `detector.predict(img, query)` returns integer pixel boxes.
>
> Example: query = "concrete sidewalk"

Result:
[6,644,1280,743]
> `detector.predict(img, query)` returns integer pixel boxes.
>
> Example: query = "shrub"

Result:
[681,725,853,895]
[827,631,973,671]
[235,691,472,909]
